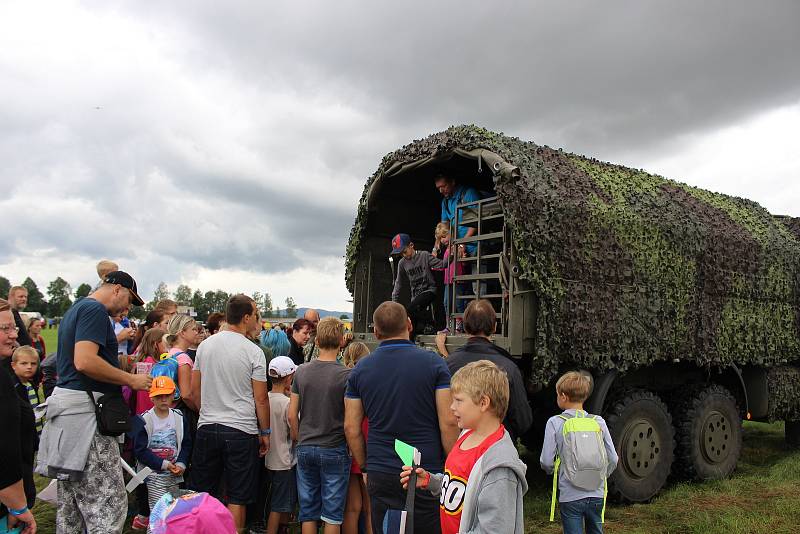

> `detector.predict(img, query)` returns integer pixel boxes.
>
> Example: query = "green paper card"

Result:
[395,439,415,467]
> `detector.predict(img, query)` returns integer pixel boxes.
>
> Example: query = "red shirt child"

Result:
[438,425,505,534]
[400,361,528,534]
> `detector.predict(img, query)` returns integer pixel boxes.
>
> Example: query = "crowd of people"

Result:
[1,172,620,534]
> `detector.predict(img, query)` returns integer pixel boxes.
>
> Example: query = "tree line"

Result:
[0,275,82,318]
[147,282,298,322]
[0,276,298,323]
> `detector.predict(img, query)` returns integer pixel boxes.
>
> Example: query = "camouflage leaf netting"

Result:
[767,366,800,421]
[346,125,800,387]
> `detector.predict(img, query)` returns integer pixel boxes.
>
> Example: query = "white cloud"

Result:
[632,100,800,217]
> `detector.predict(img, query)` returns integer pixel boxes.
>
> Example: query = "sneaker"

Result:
[131,515,149,530]
[248,521,266,534]
[455,319,464,333]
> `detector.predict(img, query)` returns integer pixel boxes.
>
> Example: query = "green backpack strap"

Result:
[550,456,561,522]
[549,413,572,521]
[602,475,608,523]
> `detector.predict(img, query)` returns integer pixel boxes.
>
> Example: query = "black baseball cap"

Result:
[104,271,145,306]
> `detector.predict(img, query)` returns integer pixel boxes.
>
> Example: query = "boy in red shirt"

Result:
[400,360,528,534]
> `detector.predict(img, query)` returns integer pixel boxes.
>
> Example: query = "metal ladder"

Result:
[447,195,508,335]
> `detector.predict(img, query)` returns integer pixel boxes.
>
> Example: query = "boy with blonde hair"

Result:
[540,371,618,534]
[400,360,528,534]
[289,317,351,533]
[11,345,45,436]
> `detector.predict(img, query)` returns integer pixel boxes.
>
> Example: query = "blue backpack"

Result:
[149,352,184,401]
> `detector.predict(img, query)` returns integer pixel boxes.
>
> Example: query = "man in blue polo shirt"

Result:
[344,301,459,534]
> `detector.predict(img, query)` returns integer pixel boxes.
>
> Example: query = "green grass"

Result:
[28,419,799,533]
[39,326,58,355]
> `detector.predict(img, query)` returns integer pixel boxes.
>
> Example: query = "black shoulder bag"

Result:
[81,374,131,436]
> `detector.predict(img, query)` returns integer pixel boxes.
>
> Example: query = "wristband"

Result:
[259,428,272,436]
[420,471,431,489]
[9,505,28,516]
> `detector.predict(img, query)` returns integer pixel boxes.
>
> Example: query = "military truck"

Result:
[346,125,800,502]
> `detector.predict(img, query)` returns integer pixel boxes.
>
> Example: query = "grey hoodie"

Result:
[391,250,444,301]
[429,429,528,534]
[35,387,100,481]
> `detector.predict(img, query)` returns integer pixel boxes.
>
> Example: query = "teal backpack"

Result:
[549,411,609,522]
[149,352,184,401]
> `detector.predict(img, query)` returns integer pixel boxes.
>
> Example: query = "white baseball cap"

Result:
[269,356,297,378]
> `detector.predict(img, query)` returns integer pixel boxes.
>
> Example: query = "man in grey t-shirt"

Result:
[189,294,270,531]
[288,317,351,530]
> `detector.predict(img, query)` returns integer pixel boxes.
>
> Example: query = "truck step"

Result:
[454,273,501,281]
[455,231,504,244]
[458,254,502,262]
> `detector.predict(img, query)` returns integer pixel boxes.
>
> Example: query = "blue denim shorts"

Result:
[295,444,351,524]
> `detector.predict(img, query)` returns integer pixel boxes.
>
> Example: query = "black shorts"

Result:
[189,423,260,505]
[267,467,298,514]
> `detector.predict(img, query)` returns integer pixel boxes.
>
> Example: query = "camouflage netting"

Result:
[346,125,800,387]
[767,366,800,421]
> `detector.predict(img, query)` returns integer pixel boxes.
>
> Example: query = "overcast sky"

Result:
[2,1,799,312]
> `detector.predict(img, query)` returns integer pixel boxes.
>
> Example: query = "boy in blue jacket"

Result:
[132,376,192,513]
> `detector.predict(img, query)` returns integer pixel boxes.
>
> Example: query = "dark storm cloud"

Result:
[134,0,800,156]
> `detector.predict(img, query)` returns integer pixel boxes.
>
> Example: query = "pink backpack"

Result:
[151,492,235,534]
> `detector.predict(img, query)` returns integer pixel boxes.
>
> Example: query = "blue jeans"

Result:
[296,444,351,525]
[560,497,604,534]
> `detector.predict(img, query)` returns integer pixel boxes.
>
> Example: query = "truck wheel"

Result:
[673,384,742,480]
[606,389,674,503]
[786,420,800,448]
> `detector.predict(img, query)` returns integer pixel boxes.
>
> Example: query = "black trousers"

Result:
[407,290,437,338]
[367,470,441,534]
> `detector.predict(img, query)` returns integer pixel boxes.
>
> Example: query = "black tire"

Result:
[606,389,675,503]
[673,384,742,481]
[786,420,800,449]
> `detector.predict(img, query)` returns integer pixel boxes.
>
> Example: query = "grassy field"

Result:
[38,326,58,355]
[27,420,799,534]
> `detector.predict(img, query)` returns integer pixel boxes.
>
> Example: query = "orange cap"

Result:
[149,375,176,398]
